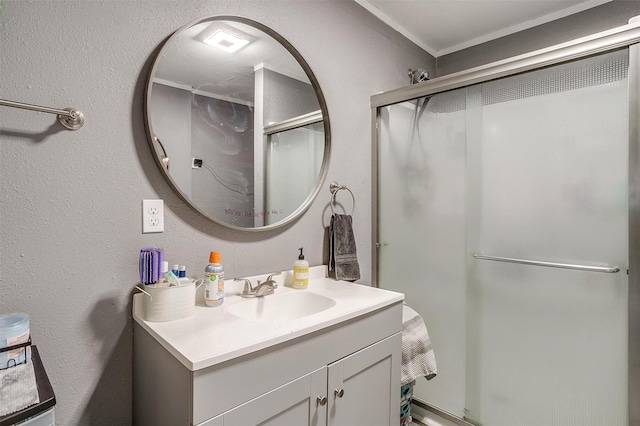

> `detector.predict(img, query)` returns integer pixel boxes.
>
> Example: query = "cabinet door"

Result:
[327,333,401,426]
[222,366,327,426]
[199,414,223,426]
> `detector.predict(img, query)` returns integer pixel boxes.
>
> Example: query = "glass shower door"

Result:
[378,89,469,417]
[465,50,629,426]
[264,121,324,225]
[377,49,629,425]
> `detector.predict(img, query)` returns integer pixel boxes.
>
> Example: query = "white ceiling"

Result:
[355,0,612,57]
[154,19,310,104]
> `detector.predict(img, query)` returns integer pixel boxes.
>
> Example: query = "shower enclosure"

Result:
[372,20,640,426]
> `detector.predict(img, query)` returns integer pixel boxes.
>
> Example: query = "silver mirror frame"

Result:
[144,15,331,232]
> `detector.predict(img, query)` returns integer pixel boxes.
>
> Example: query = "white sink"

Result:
[133,266,405,370]
[227,291,336,324]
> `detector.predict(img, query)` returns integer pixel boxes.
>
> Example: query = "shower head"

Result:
[409,68,429,84]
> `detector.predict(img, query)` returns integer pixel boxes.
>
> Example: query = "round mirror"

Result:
[145,16,330,231]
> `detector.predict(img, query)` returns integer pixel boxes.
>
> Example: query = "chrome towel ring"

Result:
[330,181,355,215]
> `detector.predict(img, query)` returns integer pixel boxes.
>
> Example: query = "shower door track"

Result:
[413,399,476,426]
[371,16,640,426]
[370,20,640,110]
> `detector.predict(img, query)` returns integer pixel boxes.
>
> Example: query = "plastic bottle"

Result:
[158,261,170,284]
[204,251,224,307]
[158,261,180,286]
[0,312,31,369]
[293,247,309,289]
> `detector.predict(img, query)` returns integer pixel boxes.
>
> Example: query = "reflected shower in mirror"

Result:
[145,16,330,231]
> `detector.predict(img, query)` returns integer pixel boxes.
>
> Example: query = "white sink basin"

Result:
[133,266,405,370]
[227,291,336,324]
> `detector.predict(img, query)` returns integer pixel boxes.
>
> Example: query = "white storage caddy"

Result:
[136,279,202,322]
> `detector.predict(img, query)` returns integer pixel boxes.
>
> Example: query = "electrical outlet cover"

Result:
[142,199,164,233]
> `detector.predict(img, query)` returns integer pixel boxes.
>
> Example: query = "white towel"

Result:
[401,303,437,386]
[0,361,40,416]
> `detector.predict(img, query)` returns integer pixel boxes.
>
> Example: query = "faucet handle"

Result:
[234,278,254,294]
[263,281,278,289]
[255,280,278,296]
[267,271,282,281]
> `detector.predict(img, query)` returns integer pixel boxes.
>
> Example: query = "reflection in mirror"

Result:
[145,16,330,231]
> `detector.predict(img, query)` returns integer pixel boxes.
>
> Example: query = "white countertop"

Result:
[133,266,404,371]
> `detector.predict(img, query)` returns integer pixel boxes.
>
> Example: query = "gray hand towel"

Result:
[329,214,361,281]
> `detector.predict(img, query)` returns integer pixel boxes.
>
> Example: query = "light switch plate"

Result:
[142,199,164,233]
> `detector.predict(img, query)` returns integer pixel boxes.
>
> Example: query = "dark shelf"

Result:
[0,346,56,426]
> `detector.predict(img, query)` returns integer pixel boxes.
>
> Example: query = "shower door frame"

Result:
[371,18,640,426]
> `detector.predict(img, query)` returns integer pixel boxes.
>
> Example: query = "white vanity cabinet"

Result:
[326,334,400,425]
[133,270,404,426]
[214,366,328,426]
[204,333,401,426]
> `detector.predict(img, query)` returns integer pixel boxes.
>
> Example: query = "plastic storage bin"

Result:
[0,313,31,369]
[18,407,55,426]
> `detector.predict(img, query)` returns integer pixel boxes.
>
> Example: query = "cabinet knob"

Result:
[317,395,327,406]
[334,388,345,398]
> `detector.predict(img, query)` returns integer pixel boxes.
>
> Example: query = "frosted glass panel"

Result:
[265,122,323,225]
[377,49,629,425]
[378,90,468,417]
[466,50,629,426]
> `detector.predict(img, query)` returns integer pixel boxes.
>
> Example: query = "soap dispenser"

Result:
[293,247,309,289]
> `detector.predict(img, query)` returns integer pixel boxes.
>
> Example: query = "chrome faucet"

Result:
[235,272,281,298]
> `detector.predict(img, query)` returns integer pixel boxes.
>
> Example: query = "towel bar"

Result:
[0,99,85,130]
[473,254,620,273]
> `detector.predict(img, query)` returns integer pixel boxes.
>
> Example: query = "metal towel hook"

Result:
[330,181,355,215]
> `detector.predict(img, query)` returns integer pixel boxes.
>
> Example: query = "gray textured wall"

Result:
[0,1,432,424]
